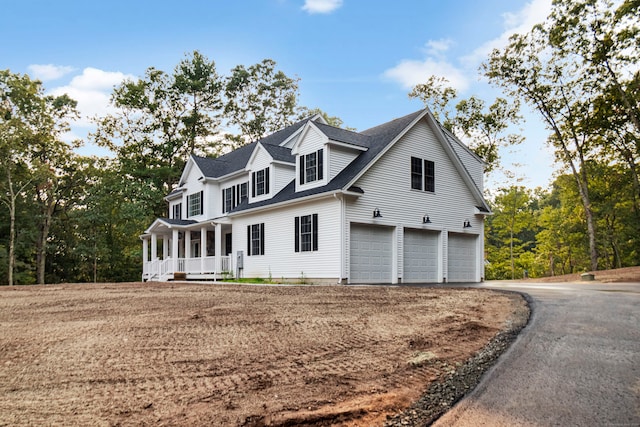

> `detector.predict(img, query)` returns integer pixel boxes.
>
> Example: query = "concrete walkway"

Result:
[434,281,640,427]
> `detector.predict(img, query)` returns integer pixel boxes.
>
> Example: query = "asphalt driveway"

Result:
[434,281,640,427]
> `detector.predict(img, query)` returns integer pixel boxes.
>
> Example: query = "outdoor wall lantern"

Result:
[373,208,382,218]
[422,213,432,224]
[463,219,472,228]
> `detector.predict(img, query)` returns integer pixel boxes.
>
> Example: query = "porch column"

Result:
[201,226,207,274]
[151,233,158,261]
[142,237,148,263]
[215,223,222,274]
[185,229,191,259]
[162,237,169,260]
[172,228,179,273]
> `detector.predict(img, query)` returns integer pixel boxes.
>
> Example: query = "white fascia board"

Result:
[227,189,361,218]
[327,139,368,152]
[164,189,185,201]
[425,110,491,212]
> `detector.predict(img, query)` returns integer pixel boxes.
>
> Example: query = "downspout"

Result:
[334,193,345,284]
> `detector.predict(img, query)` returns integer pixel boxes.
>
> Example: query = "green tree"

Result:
[0,70,80,285]
[485,186,539,279]
[93,50,224,217]
[224,59,300,143]
[409,76,522,174]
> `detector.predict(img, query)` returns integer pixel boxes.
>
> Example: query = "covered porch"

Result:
[141,218,233,282]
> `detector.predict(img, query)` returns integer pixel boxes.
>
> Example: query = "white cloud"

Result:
[27,64,75,81]
[383,57,470,92]
[302,0,343,14]
[423,38,454,57]
[49,67,135,128]
[462,0,553,66]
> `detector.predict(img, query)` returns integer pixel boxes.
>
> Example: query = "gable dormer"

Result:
[246,143,273,203]
[292,123,329,191]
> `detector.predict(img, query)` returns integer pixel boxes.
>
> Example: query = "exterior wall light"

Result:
[423,214,431,224]
[463,219,472,228]
[373,208,382,218]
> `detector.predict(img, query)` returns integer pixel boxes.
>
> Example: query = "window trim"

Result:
[294,214,318,252]
[299,149,324,185]
[252,167,270,197]
[187,191,203,217]
[247,223,265,256]
[222,182,249,213]
[172,203,182,220]
[410,156,435,193]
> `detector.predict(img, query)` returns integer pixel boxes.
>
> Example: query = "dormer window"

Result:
[252,168,270,197]
[299,149,324,185]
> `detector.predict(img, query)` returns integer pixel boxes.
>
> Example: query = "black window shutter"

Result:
[317,149,323,180]
[265,168,270,194]
[260,223,265,255]
[251,172,256,197]
[222,190,226,213]
[294,216,300,253]
[299,155,305,185]
[247,225,251,256]
[312,213,318,251]
[199,191,203,215]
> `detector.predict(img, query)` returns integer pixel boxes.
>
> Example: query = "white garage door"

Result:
[447,233,477,283]
[350,224,393,284]
[403,228,439,283]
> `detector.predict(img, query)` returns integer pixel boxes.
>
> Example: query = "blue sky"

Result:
[2,0,556,190]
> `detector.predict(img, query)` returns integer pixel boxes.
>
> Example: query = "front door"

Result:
[225,233,232,256]
[191,240,201,258]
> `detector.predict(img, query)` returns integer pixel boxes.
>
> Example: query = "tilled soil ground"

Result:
[0,283,527,426]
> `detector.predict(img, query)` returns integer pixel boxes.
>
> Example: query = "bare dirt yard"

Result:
[0,283,527,426]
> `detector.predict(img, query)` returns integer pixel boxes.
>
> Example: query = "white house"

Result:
[141,108,491,284]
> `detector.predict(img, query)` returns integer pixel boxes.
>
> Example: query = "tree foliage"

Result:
[483,0,639,271]
[409,76,522,174]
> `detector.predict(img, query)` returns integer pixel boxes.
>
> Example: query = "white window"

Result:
[222,182,248,213]
[411,157,435,192]
[299,149,324,185]
[172,203,182,220]
[247,223,265,256]
[294,214,318,252]
[252,168,270,197]
[187,191,203,217]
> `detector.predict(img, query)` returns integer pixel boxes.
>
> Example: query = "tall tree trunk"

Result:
[8,191,15,286]
[35,198,56,285]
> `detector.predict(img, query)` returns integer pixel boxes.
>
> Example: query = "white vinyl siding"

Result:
[232,198,341,279]
[295,125,327,191]
[328,145,359,180]
[345,118,483,283]
[273,163,295,196]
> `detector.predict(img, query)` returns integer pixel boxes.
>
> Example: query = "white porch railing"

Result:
[142,256,232,281]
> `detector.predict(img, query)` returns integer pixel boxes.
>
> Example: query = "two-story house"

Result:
[141,108,491,284]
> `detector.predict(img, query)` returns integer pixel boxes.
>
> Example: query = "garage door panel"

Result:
[447,233,476,283]
[403,229,439,283]
[350,224,393,284]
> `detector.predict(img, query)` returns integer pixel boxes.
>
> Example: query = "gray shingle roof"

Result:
[159,218,198,226]
[230,109,427,213]
[191,116,313,178]
[313,122,370,148]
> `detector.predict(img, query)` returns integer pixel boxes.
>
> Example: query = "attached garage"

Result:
[403,228,439,283]
[350,224,393,284]
[447,233,477,282]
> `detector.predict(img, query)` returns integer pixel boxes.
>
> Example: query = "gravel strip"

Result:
[384,291,531,427]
